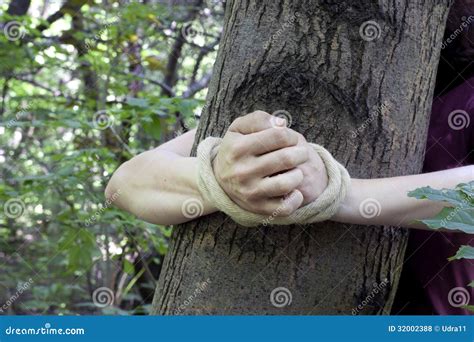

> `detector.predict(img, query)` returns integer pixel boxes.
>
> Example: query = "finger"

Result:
[252,146,309,177]
[246,127,300,155]
[228,111,274,134]
[258,168,304,197]
[277,190,305,216]
[256,190,304,217]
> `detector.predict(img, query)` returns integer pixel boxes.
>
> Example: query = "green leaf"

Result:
[449,245,474,261]
[421,207,474,234]
[465,305,474,313]
[123,259,135,275]
[408,186,469,208]
[126,97,149,108]
[458,182,474,201]
[143,115,161,139]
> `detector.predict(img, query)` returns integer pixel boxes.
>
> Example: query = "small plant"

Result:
[409,180,474,311]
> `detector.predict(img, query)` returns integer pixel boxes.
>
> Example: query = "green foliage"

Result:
[0,0,222,315]
[409,181,474,312]
[408,181,474,234]
[448,245,474,261]
[408,181,474,261]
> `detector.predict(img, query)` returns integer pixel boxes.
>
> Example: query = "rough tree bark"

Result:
[152,0,451,315]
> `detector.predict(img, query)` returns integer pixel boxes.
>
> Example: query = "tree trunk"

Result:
[152,0,451,315]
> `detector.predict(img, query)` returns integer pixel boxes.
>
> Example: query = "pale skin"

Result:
[105,111,473,230]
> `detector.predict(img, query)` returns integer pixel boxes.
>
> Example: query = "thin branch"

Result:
[115,70,176,97]
[189,38,220,84]
[183,72,212,98]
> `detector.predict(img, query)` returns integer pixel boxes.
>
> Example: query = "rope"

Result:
[197,137,350,227]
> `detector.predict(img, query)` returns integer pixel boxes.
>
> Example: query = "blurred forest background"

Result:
[0,0,224,314]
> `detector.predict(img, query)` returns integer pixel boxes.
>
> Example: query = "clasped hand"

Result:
[212,111,328,217]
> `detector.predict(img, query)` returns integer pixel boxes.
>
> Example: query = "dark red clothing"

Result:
[394,76,474,314]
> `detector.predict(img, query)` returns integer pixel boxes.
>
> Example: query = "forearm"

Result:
[333,165,474,230]
[105,150,217,226]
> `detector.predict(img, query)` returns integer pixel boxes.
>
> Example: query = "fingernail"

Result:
[275,117,286,127]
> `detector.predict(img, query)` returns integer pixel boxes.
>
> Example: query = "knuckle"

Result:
[241,187,259,201]
[229,117,243,130]
[232,165,251,182]
[230,140,246,159]
[280,152,295,168]
[275,178,291,193]
[272,128,290,145]
[252,110,270,119]
[294,168,304,182]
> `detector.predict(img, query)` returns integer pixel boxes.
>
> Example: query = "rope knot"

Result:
[197,137,350,227]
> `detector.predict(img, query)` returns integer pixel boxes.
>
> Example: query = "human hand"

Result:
[294,133,329,206]
[213,111,308,216]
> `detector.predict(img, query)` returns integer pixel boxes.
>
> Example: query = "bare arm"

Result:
[106,112,473,230]
[333,166,474,229]
[105,129,212,225]
[105,111,320,225]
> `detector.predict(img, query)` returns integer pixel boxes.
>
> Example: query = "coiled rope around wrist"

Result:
[197,137,350,227]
